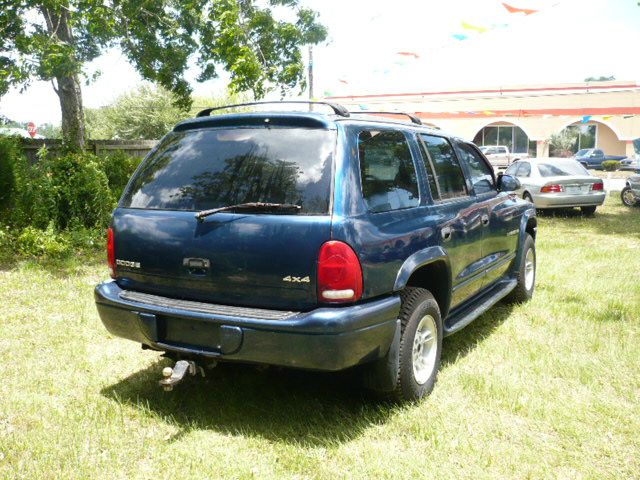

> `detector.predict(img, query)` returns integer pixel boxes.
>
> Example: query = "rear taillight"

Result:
[317,241,363,303]
[591,182,604,191]
[540,184,563,193]
[107,227,116,279]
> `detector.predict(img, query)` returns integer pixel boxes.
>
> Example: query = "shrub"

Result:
[13,149,116,230]
[0,135,22,213]
[16,224,71,258]
[602,160,620,171]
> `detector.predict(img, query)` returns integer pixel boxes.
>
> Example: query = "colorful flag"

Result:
[338,79,349,85]
[602,115,613,120]
[397,51,420,59]
[461,21,488,33]
[581,115,592,123]
[502,2,538,15]
[452,34,468,41]
[483,111,495,115]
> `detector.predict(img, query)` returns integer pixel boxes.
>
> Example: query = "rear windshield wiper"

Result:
[195,202,302,222]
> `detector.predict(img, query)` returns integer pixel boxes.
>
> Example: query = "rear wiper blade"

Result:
[195,202,302,222]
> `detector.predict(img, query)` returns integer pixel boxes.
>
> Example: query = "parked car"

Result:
[95,101,537,402]
[478,145,528,168]
[619,156,640,172]
[621,173,640,207]
[574,148,626,169]
[504,158,605,214]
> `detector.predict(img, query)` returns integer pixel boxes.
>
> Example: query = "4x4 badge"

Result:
[282,276,310,283]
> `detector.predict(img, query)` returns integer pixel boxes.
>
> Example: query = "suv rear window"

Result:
[121,127,335,214]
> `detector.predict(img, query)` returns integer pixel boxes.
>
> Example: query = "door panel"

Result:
[455,141,521,290]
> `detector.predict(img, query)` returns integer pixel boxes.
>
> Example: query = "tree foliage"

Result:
[85,84,251,140]
[0,0,327,146]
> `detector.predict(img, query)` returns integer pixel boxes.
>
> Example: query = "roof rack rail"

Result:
[196,101,350,118]
[349,111,422,125]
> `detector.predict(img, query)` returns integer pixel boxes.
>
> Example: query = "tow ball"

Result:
[159,360,206,391]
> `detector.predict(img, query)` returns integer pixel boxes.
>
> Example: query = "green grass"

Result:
[1,197,639,479]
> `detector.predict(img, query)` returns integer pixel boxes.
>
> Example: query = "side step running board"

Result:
[444,279,517,336]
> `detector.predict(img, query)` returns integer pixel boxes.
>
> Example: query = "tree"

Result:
[549,129,579,157]
[85,84,250,140]
[584,75,616,82]
[0,0,327,149]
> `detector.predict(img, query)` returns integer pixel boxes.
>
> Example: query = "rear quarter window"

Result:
[358,130,420,213]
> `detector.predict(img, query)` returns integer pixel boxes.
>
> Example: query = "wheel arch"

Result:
[394,247,452,318]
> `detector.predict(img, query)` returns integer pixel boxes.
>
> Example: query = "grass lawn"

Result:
[1,196,639,479]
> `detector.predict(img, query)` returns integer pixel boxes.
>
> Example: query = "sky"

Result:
[1,0,639,126]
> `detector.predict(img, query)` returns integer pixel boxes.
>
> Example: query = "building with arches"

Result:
[326,80,640,159]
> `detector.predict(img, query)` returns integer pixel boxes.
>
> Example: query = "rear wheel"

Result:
[365,288,443,402]
[505,234,535,304]
[581,206,597,215]
[621,186,638,207]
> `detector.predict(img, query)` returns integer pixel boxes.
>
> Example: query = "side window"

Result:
[358,130,420,212]
[505,163,519,176]
[456,142,496,194]
[419,134,468,200]
[498,147,508,154]
[516,162,531,177]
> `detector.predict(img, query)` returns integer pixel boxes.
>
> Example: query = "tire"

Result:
[390,288,443,402]
[523,192,533,203]
[504,233,535,304]
[581,206,597,215]
[621,186,638,207]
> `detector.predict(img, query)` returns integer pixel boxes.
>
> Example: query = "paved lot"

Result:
[603,178,626,191]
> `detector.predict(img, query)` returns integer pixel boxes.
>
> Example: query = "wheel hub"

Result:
[412,314,438,385]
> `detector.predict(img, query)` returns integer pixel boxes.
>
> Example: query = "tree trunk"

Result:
[40,5,86,150]
[55,73,85,150]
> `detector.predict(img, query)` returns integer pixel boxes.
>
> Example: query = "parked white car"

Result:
[479,145,528,168]
[504,158,605,215]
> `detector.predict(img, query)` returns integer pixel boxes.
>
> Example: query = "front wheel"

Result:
[504,233,535,304]
[621,186,639,207]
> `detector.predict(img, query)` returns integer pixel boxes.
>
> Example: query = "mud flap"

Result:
[361,319,401,392]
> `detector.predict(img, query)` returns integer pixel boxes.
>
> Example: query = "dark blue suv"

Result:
[95,101,537,401]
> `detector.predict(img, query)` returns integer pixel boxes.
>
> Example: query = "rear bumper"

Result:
[94,281,400,371]
[533,191,606,208]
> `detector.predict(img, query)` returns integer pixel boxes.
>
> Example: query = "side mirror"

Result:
[497,174,521,192]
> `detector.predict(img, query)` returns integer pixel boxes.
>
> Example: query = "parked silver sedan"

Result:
[504,158,606,214]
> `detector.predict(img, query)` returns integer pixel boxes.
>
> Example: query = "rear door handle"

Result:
[481,214,490,226]
[441,227,452,241]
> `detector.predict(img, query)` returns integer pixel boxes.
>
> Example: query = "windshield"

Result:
[576,149,590,156]
[537,160,590,177]
[121,127,335,214]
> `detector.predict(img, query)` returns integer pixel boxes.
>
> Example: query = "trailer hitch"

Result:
[159,360,206,391]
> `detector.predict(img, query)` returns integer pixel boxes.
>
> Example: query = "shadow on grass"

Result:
[101,358,394,447]
[101,302,516,446]
[441,301,515,367]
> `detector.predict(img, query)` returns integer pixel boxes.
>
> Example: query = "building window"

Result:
[473,124,535,156]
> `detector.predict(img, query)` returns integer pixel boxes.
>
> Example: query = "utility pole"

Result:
[308,46,314,111]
